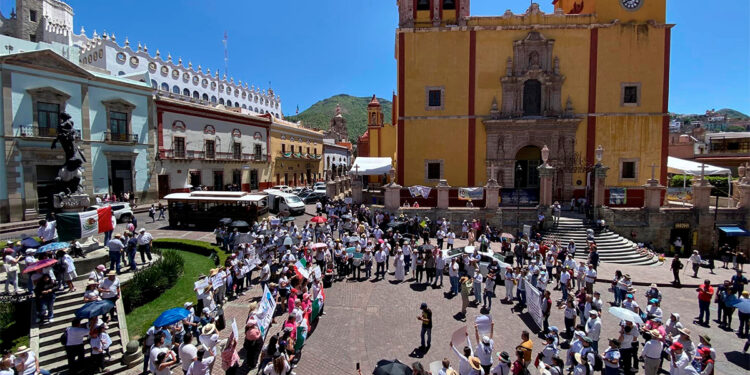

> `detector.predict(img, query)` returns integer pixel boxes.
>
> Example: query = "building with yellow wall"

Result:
[268,118,324,188]
[380,0,672,206]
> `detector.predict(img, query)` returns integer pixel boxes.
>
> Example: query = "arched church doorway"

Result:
[514,145,541,191]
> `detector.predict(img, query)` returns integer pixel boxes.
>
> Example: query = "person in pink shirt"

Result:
[283,315,297,343]
[221,333,240,375]
[641,317,667,342]
[287,289,297,315]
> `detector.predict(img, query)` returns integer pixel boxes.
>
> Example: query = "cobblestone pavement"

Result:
[121,207,749,374]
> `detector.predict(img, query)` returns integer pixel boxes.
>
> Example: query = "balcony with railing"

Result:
[159,149,269,163]
[18,125,81,139]
[277,151,322,160]
[104,131,139,143]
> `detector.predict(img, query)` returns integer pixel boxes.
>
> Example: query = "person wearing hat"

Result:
[459,275,473,317]
[98,270,120,320]
[645,283,663,303]
[467,356,483,375]
[688,250,702,278]
[668,342,697,375]
[697,334,715,361]
[675,328,696,359]
[107,233,124,275]
[474,323,495,374]
[417,303,433,349]
[618,319,638,374]
[13,346,49,375]
[600,338,620,375]
[83,280,101,303]
[3,246,22,294]
[641,329,664,375]
[449,329,474,375]
[738,290,750,337]
[572,351,593,375]
[621,292,640,315]
[538,334,559,366]
[489,351,511,375]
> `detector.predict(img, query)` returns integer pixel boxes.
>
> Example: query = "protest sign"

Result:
[475,314,492,337]
[253,285,277,338]
[211,275,223,290]
[451,326,468,348]
[193,279,209,292]
[231,318,239,341]
[525,279,543,330]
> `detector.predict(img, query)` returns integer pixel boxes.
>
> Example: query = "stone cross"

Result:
[700,163,706,180]
[354,164,360,176]
[488,161,498,182]
[650,163,657,181]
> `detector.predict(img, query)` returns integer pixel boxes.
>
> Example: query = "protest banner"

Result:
[252,285,277,338]
[451,326,468,348]
[193,278,209,292]
[458,187,484,201]
[525,279,543,330]
[475,314,493,337]
[211,274,223,290]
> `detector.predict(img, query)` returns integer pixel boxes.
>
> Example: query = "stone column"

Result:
[436,179,450,209]
[537,163,556,207]
[593,165,609,208]
[643,178,666,211]
[692,178,713,211]
[736,183,750,210]
[352,177,363,204]
[326,179,337,199]
[384,168,402,211]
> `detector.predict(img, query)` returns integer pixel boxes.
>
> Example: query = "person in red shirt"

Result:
[695,279,714,327]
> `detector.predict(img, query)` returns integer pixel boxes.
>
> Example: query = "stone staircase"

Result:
[33,278,131,374]
[543,217,660,266]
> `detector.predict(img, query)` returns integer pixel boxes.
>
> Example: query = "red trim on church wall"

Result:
[661,28,671,185]
[157,109,164,149]
[456,0,461,20]
[398,33,406,184]
[586,28,599,167]
[467,30,477,186]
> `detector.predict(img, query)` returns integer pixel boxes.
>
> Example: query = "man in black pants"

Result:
[64,319,90,374]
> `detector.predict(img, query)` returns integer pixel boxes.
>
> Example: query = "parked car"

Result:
[85,203,134,223]
[303,192,326,204]
[441,246,512,277]
[271,185,292,193]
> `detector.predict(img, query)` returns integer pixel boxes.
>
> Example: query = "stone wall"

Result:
[392,207,542,233]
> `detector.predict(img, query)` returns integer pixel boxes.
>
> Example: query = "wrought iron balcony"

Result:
[104,131,139,143]
[18,125,81,139]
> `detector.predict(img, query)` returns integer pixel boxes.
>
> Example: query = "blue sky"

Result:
[2,0,747,116]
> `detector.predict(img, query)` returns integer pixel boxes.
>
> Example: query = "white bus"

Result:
[164,191,268,228]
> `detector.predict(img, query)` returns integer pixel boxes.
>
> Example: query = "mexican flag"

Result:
[294,258,310,280]
[311,287,326,321]
[57,206,114,241]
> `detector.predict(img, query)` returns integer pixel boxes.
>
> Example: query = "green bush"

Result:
[122,250,185,313]
[0,301,30,351]
[152,239,225,266]
[669,175,734,197]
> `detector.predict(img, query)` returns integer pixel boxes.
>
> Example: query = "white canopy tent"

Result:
[350,157,393,176]
[667,156,732,206]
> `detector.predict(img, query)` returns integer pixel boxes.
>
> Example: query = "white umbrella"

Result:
[608,307,644,324]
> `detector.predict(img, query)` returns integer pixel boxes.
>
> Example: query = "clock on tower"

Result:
[621,0,644,11]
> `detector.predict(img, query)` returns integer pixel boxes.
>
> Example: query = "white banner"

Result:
[475,314,492,337]
[525,279,543,330]
[252,285,277,338]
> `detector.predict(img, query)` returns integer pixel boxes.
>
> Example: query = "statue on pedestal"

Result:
[50,112,89,209]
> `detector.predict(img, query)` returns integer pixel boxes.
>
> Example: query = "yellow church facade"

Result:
[369,0,672,206]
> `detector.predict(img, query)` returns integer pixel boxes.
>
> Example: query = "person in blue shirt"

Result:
[731,270,748,294]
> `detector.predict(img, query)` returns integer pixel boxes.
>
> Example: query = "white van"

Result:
[264,189,306,215]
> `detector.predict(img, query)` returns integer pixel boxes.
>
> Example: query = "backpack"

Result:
[59,329,68,346]
[592,352,603,371]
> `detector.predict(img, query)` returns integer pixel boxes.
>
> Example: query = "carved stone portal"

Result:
[500,31,565,118]
[484,31,582,201]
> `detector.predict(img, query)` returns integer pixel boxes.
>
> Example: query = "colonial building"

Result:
[391,0,672,206]
[357,95,397,182]
[154,97,271,196]
[269,119,324,187]
[323,140,352,178]
[0,39,155,222]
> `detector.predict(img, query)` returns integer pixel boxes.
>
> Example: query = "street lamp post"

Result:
[594,145,604,221]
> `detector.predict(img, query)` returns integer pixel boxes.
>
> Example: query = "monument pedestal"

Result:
[643,179,666,211]
[692,180,713,211]
[53,193,91,212]
[537,163,555,207]
[352,179,363,204]
[436,180,450,209]
[484,182,501,209]
[384,183,402,212]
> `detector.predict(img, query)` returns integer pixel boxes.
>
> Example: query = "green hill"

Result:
[717,108,749,120]
[286,94,392,143]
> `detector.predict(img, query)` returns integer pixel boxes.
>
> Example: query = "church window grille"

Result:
[443,0,456,10]
[29,10,37,22]
[417,0,430,11]
[219,98,225,105]
[193,91,199,99]
[183,88,190,97]
[160,82,169,91]
[425,87,444,110]
[621,83,641,107]
[522,80,542,116]
[172,85,180,94]
[202,93,209,101]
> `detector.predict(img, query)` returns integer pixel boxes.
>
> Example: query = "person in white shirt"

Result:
[584,264,597,294]
[98,271,120,320]
[36,220,57,245]
[450,332,473,375]
[640,329,664,375]
[61,252,77,292]
[3,249,21,294]
[64,319,89,371]
[447,231,456,250]
[179,332,198,374]
[668,342,699,375]
[136,228,154,264]
[474,323,495,374]
[585,310,602,352]
[13,346,47,375]
[688,250,702,278]
[90,325,112,372]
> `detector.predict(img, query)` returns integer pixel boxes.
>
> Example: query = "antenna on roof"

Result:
[222,31,228,77]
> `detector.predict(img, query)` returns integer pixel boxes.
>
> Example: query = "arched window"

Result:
[235,102,240,108]
[151,79,157,89]
[202,93,209,101]
[192,91,199,99]
[172,85,180,94]
[211,96,217,103]
[160,82,169,91]
[118,71,125,76]
[219,98,225,105]
[182,88,190,97]
[242,104,247,109]
[522,79,542,116]
[226,100,232,107]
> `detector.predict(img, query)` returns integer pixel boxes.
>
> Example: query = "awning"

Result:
[350,157,393,176]
[718,226,750,237]
[667,156,730,176]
